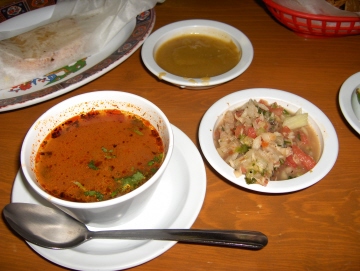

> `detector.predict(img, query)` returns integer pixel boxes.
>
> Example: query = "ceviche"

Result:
[214,99,320,186]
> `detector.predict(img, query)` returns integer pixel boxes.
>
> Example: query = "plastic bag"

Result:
[0,0,159,89]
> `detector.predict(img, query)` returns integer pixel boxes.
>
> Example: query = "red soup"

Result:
[35,109,164,203]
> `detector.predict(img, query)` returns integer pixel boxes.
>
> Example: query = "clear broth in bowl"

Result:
[155,33,241,78]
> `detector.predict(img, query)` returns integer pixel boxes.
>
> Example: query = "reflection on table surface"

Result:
[1,0,360,270]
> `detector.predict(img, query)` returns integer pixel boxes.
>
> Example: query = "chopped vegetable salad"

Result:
[214,99,320,186]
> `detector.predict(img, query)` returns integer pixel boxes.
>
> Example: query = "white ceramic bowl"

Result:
[141,19,253,89]
[199,88,338,193]
[339,71,360,134]
[21,91,174,227]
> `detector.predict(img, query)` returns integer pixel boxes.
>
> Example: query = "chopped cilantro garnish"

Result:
[118,171,145,191]
[134,129,143,135]
[122,171,145,183]
[148,161,154,166]
[73,182,104,201]
[88,160,99,170]
[111,189,119,198]
[84,190,104,201]
[257,107,267,115]
[236,144,250,154]
[147,154,163,166]
[101,146,116,159]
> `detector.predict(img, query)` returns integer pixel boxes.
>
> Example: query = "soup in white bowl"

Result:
[21,91,174,227]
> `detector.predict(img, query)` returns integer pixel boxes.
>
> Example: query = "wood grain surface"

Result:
[1,0,359,270]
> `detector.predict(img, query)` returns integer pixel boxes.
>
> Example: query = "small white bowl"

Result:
[141,19,254,89]
[21,91,174,227]
[199,88,338,193]
[339,71,360,134]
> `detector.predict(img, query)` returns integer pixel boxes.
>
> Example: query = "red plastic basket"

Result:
[263,0,360,37]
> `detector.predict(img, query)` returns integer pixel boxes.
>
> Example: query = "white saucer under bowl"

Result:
[11,125,206,271]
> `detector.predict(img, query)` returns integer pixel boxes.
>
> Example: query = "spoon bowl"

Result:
[3,203,268,250]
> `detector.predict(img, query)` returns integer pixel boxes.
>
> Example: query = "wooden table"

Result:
[1,0,360,270]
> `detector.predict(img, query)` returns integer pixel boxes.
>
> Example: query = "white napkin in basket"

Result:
[272,0,360,17]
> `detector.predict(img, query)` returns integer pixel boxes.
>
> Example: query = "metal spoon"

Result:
[3,203,268,250]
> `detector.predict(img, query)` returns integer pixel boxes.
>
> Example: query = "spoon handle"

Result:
[90,229,268,249]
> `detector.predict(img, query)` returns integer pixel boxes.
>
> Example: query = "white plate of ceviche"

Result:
[199,88,339,193]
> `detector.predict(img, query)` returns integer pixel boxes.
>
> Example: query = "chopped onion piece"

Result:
[283,113,308,130]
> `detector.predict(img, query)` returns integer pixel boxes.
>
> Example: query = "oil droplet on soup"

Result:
[35,109,164,203]
[155,33,241,78]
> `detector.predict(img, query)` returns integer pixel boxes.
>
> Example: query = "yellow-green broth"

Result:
[155,33,241,78]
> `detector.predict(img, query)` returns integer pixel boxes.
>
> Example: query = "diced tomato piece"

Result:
[292,145,316,170]
[297,131,309,144]
[234,125,243,137]
[281,126,291,137]
[285,155,298,168]
[261,140,269,148]
[246,127,257,138]
[259,99,270,108]
[269,107,284,116]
